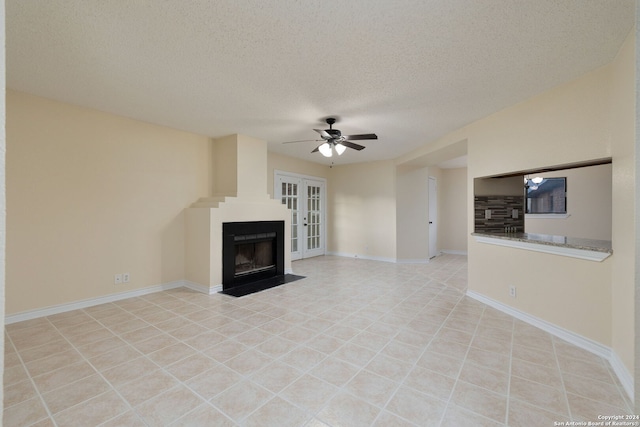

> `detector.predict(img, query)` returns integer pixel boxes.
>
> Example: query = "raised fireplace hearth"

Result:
[222,221,285,291]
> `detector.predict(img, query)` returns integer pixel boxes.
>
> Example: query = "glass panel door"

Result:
[275,172,325,260]
[303,181,325,257]
[279,178,302,260]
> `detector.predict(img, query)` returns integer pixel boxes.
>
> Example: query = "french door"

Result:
[275,171,326,261]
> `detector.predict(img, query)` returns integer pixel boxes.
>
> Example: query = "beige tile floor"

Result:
[3,254,634,426]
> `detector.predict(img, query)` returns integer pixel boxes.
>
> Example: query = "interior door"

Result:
[275,172,326,260]
[302,180,326,258]
[429,176,438,258]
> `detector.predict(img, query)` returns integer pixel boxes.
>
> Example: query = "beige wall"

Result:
[463,63,617,346]
[396,30,635,379]
[440,168,467,253]
[268,154,465,263]
[212,135,237,196]
[327,160,397,261]
[635,10,639,412]
[470,244,612,342]
[236,134,268,197]
[269,151,396,262]
[635,8,640,413]
[0,0,6,408]
[213,134,271,198]
[6,91,212,315]
[3,24,635,402]
[266,152,330,198]
[608,29,636,386]
[525,164,612,240]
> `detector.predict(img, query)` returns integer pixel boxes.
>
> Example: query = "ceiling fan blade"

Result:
[313,129,332,139]
[311,145,321,153]
[340,141,366,151]
[344,133,377,141]
[282,139,323,144]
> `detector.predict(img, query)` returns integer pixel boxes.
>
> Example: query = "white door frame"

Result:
[274,170,327,260]
[428,176,438,258]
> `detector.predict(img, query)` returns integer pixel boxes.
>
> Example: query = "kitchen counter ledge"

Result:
[471,232,612,262]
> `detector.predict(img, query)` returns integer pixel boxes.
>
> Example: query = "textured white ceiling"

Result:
[6,1,635,166]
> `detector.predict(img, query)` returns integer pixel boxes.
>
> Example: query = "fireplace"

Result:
[235,238,275,277]
[222,221,285,291]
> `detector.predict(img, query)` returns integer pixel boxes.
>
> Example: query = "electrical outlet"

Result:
[509,285,517,298]
[114,274,123,284]
[123,273,130,283]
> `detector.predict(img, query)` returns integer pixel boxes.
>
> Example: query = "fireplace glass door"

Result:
[235,238,275,277]
[222,221,285,290]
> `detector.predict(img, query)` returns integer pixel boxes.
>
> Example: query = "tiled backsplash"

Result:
[474,196,525,233]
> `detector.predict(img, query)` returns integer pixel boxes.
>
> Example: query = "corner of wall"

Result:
[0,0,6,411]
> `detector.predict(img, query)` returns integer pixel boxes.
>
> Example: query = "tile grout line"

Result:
[509,338,610,421]
[95,292,261,425]
[436,294,489,426]
[146,316,266,424]
[5,256,483,426]
[504,309,516,425]
[5,255,626,426]
[91,301,203,426]
[296,299,399,426]
[128,298,270,426]
[87,294,209,425]
[3,328,58,427]
[306,255,466,425]
[43,310,143,426]
[357,277,442,427]
[284,260,433,426]
[417,256,482,426]
[171,292,333,425]
[551,335,574,421]
[394,256,469,425]
[53,293,222,425]
[603,356,635,414]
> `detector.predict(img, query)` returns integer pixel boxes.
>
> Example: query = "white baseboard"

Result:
[441,249,468,256]
[7,273,299,324]
[5,281,184,325]
[609,348,635,401]
[327,251,467,263]
[326,251,397,264]
[183,280,222,295]
[466,290,634,401]
[7,274,632,402]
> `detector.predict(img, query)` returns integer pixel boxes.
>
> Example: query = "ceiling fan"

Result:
[283,118,378,157]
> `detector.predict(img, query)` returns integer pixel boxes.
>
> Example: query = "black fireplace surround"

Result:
[222,221,285,291]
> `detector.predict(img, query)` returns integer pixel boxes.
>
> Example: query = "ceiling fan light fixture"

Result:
[318,142,332,157]
[284,118,377,156]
